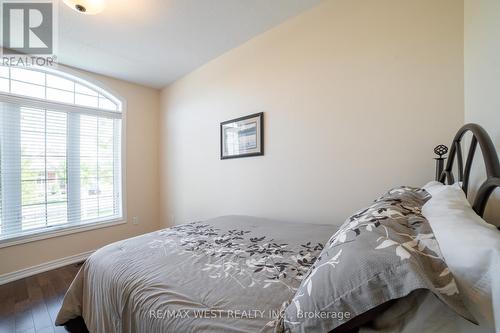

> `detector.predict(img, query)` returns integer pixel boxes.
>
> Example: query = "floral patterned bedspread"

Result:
[56,215,338,333]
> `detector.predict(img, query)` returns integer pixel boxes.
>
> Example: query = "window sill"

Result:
[0,218,127,249]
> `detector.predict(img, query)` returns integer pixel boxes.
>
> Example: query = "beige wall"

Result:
[0,68,161,275]
[464,0,500,224]
[160,0,464,226]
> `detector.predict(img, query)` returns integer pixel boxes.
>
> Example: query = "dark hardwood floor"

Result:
[0,263,83,333]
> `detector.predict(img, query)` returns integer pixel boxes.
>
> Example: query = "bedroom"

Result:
[0,0,498,332]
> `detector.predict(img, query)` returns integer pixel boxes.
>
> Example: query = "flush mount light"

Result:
[63,0,106,15]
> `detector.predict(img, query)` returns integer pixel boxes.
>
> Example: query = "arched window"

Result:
[0,65,124,245]
[0,65,122,111]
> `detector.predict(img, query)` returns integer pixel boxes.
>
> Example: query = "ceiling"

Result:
[57,0,321,89]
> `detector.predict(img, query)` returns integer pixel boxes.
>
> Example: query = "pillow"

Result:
[422,182,500,333]
[423,180,447,194]
[282,186,475,333]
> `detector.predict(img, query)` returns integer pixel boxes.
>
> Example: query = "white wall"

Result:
[464,0,500,224]
[0,68,161,276]
[160,0,464,226]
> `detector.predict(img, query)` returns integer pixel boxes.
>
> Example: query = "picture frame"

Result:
[220,112,264,159]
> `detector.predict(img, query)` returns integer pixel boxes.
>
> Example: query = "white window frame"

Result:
[0,65,127,249]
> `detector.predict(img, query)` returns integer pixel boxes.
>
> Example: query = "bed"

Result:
[56,216,338,332]
[56,124,500,333]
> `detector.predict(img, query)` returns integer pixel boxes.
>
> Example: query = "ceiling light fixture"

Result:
[63,0,106,15]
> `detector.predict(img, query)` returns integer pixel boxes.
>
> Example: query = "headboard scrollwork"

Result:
[438,123,500,219]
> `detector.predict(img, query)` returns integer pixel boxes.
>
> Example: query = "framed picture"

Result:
[220,112,264,159]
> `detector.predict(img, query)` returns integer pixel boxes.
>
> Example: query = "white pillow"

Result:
[422,182,500,333]
[423,181,447,194]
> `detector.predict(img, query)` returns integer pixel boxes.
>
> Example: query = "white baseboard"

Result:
[0,250,94,285]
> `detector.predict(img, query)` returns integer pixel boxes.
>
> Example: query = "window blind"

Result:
[0,100,122,241]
